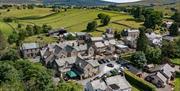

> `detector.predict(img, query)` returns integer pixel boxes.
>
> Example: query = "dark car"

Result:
[107,63,114,67]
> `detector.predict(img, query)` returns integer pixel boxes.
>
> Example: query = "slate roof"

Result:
[91,37,103,42]
[22,43,39,50]
[73,44,88,51]
[88,75,131,91]
[106,75,131,90]
[55,56,80,67]
[89,79,107,90]
[86,59,100,67]
[156,72,167,83]
[94,42,105,48]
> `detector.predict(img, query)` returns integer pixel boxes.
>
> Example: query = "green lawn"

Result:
[172,58,180,66]
[24,34,58,44]
[174,72,180,91]
[0,8,53,18]
[0,22,13,38]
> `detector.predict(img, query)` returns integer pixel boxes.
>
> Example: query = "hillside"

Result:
[1,0,179,6]
[0,0,41,4]
[0,8,142,37]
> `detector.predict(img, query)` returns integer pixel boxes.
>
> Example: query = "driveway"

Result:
[77,61,121,87]
[157,84,172,91]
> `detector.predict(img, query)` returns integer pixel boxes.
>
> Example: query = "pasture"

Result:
[0,7,138,43]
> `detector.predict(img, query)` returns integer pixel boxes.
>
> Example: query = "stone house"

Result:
[146,72,167,88]
[20,43,40,58]
[86,75,131,91]
[145,32,162,46]
[52,56,82,76]
[73,59,100,79]
[146,63,175,88]
[40,43,68,66]
[123,29,139,48]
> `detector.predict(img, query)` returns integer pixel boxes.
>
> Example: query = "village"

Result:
[20,21,180,91]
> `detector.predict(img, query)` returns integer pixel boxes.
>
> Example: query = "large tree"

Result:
[169,22,179,36]
[136,27,149,52]
[145,46,162,64]
[8,31,19,44]
[144,11,163,29]
[133,7,143,19]
[101,15,111,26]
[171,11,180,23]
[0,49,20,61]
[130,51,147,68]
[0,62,24,91]
[14,60,54,91]
[0,30,6,50]
[86,21,97,31]
[161,40,180,58]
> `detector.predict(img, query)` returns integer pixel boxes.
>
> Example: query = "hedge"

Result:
[124,70,157,91]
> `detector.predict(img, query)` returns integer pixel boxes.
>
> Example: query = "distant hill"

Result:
[119,0,180,6]
[0,0,42,4]
[0,0,179,6]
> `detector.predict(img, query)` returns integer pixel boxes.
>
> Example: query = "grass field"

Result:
[0,22,13,38]
[174,72,180,91]
[0,8,53,18]
[0,8,135,37]
[172,58,180,66]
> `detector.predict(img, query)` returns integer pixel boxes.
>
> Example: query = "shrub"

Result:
[125,70,156,91]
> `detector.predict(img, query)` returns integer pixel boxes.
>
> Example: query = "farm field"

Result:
[0,22,13,38]
[0,8,136,37]
[0,8,53,18]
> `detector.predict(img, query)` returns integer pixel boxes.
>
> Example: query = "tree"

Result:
[14,60,54,91]
[144,11,163,29]
[0,30,7,50]
[130,51,147,68]
[3,17,13,22]
[114,31,121,40]
[26,25,34,36]
[8,31,19,44]
[27,4,34,9]
[133,7,143,19]
[42,24,52,33]
[171,11,180,23]
[161,40,177,58]
[101,15,111,26]
[169,22,179,36]
[97,13,106,19]
[65,33,76,40]
[0,62,24,91]
[136,27,149,52]
[86,21,97,31]
[0,49,20,61]
[33,25,42,34]
[145,46,162,64]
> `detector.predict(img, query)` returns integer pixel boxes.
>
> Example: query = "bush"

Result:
[125,70,156,91]
[3,17,14,22]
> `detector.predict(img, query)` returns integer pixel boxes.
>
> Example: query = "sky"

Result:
[102,0,141,3]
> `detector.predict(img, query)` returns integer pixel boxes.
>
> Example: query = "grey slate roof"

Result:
[73,44,88,51]
[94,42,105,48]
[86,59,100,67]
[91,37,103,42]
[55,56,80,67]
[88,75,131,91]
[106,75,131,90]
[22,43,39,50]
